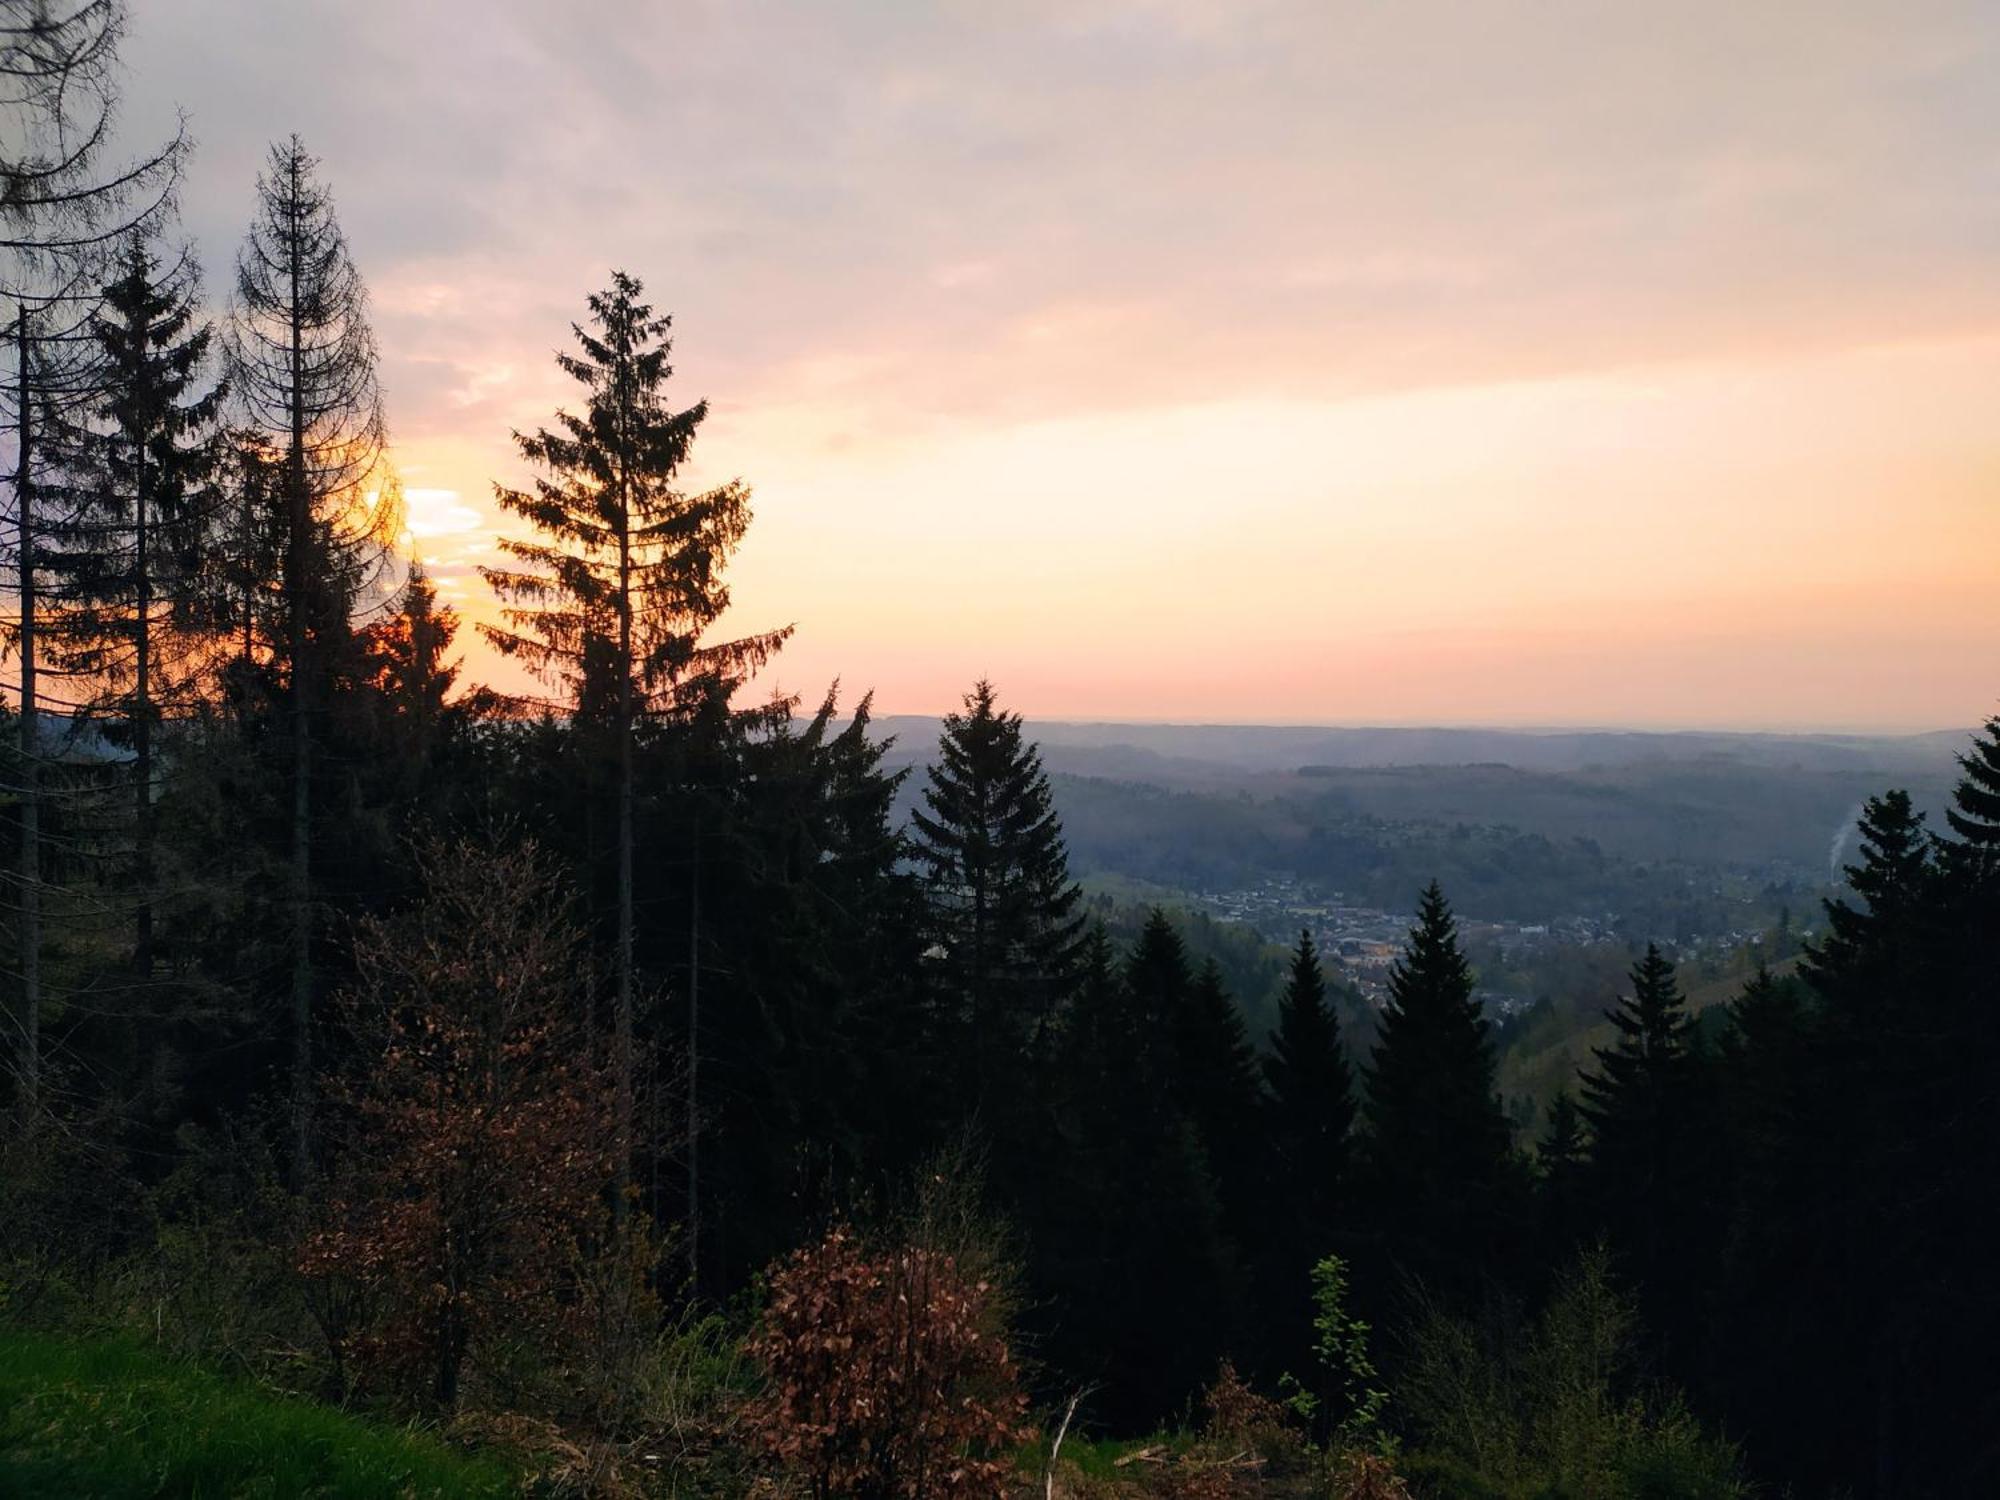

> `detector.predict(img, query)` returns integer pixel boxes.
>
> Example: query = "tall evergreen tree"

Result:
[1363,881,1515,1294]
[1264,929,1357,1234]
[1173,957,1261,1223]
[685,683,931,1290]
[1766,789,1942,1493]
[1577,943,1705,1335]
[1943,713,2000,869]
[910,680,1085,1103]
[1036,917,1233,1425]
[1258,929,1357,1368]
[3,0,185,1126]
[225,135,395,1183]
[354,565,463,807]
[51,235,226,975]
[481,270,786,1229]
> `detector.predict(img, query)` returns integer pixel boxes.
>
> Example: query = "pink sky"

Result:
[125,1,2000,730]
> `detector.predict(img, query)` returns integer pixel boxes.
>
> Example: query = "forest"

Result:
[5,5,2000,1498]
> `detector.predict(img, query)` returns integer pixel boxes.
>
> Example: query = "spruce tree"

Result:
[1265,929,1357,1225]
[52,236,226,975]
[226,135,395,1183]
[355,565,463,805]
[1124,906,1191,1034]
[1362,881,1514,1292]
[3,0,185,1125]
[1259,929,1358,1364]
[1174,957,1261,1222]
[910,679,1085,1102]
[1943,713,2000,868]
[1761,789,1942,1491]
[1039,917,1233,1425]
[1577,943,1714,1359]
[482,270,786,1228]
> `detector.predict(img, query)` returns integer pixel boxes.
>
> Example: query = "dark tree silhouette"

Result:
[1363,881,1515,1291]
[1578,943,1705,1337]
[481,269,786,1231]
[2,0,184,1125]
[50,236,226,975]
[225,135,395,1183]
[1264,929,1357,1241]
[911,679,1084,1103]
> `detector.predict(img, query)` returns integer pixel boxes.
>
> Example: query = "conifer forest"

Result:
[4,4,1999,1497]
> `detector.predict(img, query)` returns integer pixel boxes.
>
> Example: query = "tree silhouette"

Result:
[481,269,786,1229]
[225,135,395,1183]
[1363,881,1515,1292]
[911,679,1084,1104]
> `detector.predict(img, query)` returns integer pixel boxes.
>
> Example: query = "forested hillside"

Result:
[5,6,1998,1499]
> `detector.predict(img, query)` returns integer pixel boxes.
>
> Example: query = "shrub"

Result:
[1395,1247,1748,1500]
[1280,1252,1389,1451]
[744,1224,1031,1500]
[297,836,635,1415]
[1201,1359,1302,1470]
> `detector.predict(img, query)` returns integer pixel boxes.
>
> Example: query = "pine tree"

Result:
[1264,929,1357,1234]
[1577,943,1707,1349]
[51,236,226,975]
[910,680,1085,1102]
[356,565,462,801]
[225,135,395,1183]
[1943,714,2000,869]
[1173,958,1261,1222]
[1258,929,1358,1361]
[1039,918,1233,1425]
[1362,881,1514,1292]
[3,0,185,1125]
[1124,906,1191,1033]
[481,270,786,1229]
[1783,780,2000,1493]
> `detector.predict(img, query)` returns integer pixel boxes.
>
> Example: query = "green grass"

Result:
[0,1332,518,1498]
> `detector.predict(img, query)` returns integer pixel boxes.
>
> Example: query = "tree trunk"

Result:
[287,161,313,1188]
[687,813,700,1290]
[133,390,153,976]
[613,373,634,1232]
[15,307,40,1126]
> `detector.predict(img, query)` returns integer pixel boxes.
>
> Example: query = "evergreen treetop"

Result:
[1264,928,1356,1187]
[481,269,787,719]
[1943,715,2000,876]
[1579,942,1697,1145]
[911,680,1085,1091]
[1365,881,1510,1181]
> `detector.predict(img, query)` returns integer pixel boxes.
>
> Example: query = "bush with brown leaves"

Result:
[298,836,634,1414]
[745,1224,1032,1500]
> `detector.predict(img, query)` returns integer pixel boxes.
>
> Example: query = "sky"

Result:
[118,1,2000,731]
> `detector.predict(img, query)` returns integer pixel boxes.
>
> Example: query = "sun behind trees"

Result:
[6,11,2000,1489]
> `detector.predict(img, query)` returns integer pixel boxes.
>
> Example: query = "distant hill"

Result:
[872,716,1971,931]
[869,716,1968,782]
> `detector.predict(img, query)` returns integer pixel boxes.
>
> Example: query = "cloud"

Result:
[112,1,2000,726]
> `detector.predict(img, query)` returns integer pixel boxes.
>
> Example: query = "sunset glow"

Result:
[127,1,2000,729]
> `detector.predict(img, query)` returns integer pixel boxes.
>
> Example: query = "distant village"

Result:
[1191,876,1801,1013]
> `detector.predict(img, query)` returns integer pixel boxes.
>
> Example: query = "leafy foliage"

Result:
[745,1224,1031,1500]
[299,835,630,1413]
